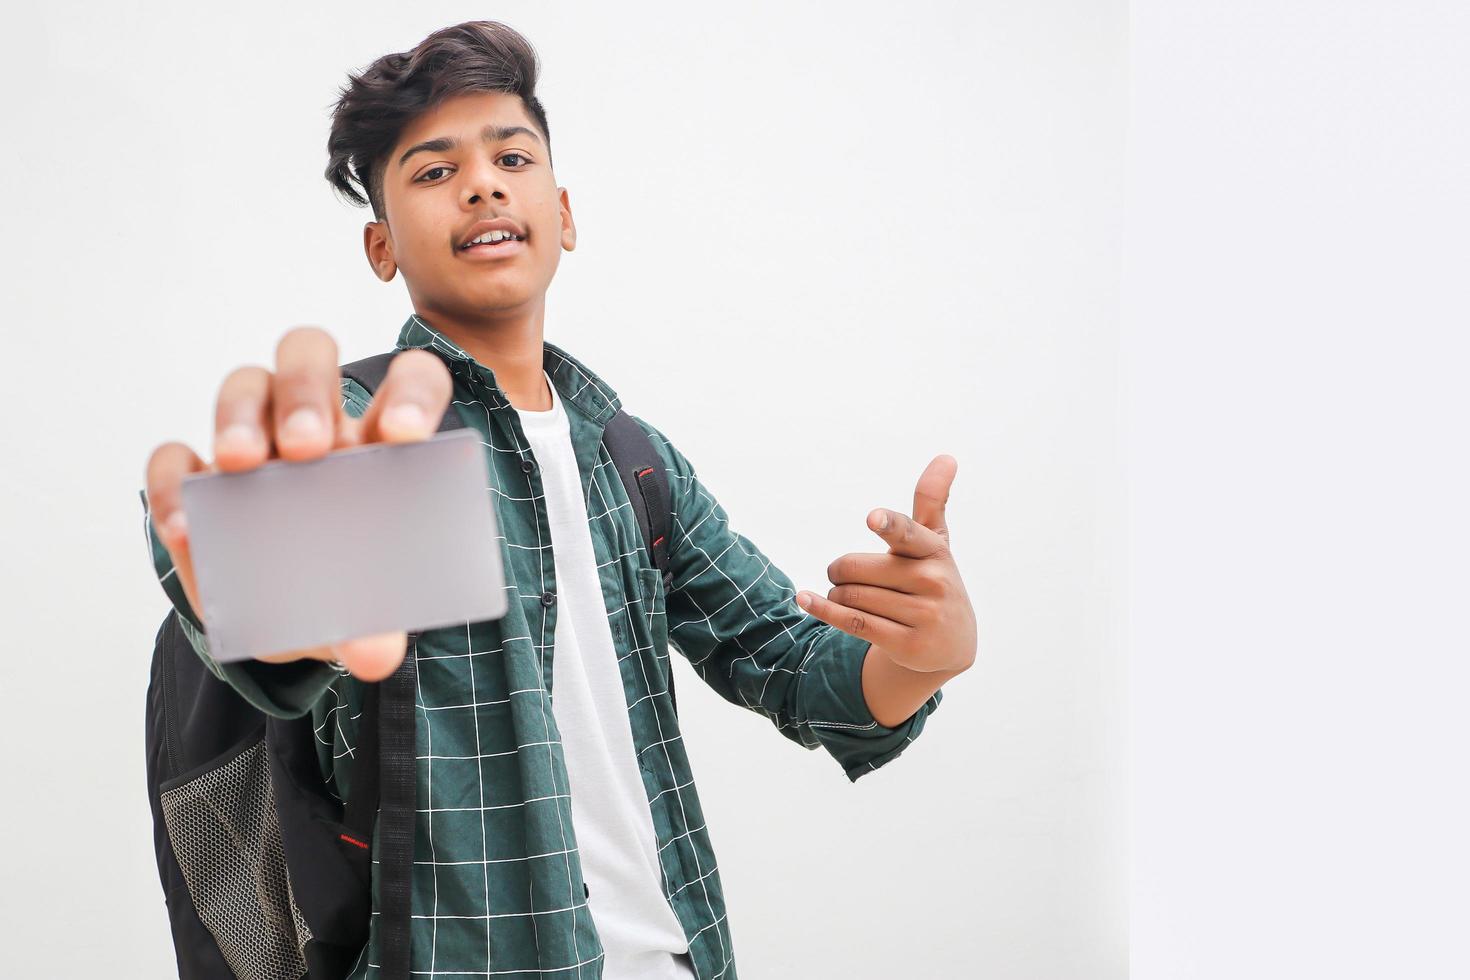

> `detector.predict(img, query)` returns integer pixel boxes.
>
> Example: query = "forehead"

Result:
[394,90,534,149]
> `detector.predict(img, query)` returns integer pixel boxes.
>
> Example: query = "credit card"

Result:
[179,426,508,663]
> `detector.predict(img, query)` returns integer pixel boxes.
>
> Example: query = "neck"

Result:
[412,296,552,411]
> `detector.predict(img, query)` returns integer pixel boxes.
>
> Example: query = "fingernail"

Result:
[383,403,428,435]
[163,511,188,540]
[283,407,325,441]
[218,423,260,454]
[795,592,810,609]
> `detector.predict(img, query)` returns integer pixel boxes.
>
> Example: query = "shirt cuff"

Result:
[800,624,945,783]
[175,608,340,720]
[217,657,342,720]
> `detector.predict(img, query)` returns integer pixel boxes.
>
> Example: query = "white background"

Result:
[3,0,1461,977]
[1128,2,1469,977]
[0,3,1125,975]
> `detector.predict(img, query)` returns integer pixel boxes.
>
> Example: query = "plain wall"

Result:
[0,2,1126,976]
[1127,2,1470,977]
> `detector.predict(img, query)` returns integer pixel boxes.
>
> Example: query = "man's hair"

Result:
[325,20,553,222]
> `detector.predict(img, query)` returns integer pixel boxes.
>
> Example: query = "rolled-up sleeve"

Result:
[632,416,943,781]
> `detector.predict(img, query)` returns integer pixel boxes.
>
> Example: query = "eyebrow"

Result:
[397,124,544,170]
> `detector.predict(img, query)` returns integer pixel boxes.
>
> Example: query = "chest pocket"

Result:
[635,565,676,708]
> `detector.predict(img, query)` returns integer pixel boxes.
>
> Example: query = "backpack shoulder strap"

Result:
[602,409,673,593]
[374,641,418,979]
[336,351,427,980]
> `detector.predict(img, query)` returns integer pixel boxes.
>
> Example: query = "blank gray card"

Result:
[179,427,508,663]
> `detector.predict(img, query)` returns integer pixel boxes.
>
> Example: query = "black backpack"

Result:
[144,349,676,980]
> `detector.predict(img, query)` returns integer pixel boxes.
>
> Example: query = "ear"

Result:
[558,187,577,252]
[363,220,397,282]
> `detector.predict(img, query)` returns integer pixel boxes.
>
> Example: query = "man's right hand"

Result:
[144,326,454,682]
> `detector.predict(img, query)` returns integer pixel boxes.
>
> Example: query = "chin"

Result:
[462,287,536,312]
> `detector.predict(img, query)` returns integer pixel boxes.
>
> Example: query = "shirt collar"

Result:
[393,313,622,425]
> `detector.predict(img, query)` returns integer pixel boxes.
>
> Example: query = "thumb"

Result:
[332,630,409,683]
[912,454,957,538]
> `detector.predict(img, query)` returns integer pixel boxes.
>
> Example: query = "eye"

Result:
[416,153,530,184]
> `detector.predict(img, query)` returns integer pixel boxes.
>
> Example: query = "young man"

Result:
[142,20,976,980]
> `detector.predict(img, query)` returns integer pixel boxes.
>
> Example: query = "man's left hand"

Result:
[795,454,977,675]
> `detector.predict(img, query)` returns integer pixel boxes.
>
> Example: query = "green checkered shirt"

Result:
[141,313,944,978]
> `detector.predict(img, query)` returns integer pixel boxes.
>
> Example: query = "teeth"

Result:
[464,229,520,247]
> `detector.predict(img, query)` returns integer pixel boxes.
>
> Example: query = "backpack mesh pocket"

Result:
[158,734,314,980]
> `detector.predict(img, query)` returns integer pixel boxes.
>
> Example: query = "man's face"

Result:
[364,90,574,316]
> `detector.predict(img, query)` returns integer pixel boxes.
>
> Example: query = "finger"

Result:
[823,582,930,628]
[254,630,407,683]
[911,454,958,545]
[356,348,454,444]
[826,552,939,594]
[866,507,948,560]
[332,630,409,682]
[271,326,343,461]
[332,397,366,451]
[145,440,211,617]
[213,365,274,470]
[794,588,910,650]
[255,644,339,667]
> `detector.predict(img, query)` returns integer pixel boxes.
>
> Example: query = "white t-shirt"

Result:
[515,371,697,980]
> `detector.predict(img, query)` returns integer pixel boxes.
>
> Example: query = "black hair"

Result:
[325,20,552,221]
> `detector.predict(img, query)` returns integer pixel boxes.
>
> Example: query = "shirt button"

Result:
[583,881,591,899]
[520,457,535,473]
[541,590,556,607]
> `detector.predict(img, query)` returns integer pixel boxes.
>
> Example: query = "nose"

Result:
[461,154,510,207]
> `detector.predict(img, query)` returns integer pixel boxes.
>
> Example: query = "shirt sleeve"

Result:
[631,415,944,782]
[135,377,372,720]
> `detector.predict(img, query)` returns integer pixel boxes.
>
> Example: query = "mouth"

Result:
[456,235,527,260]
